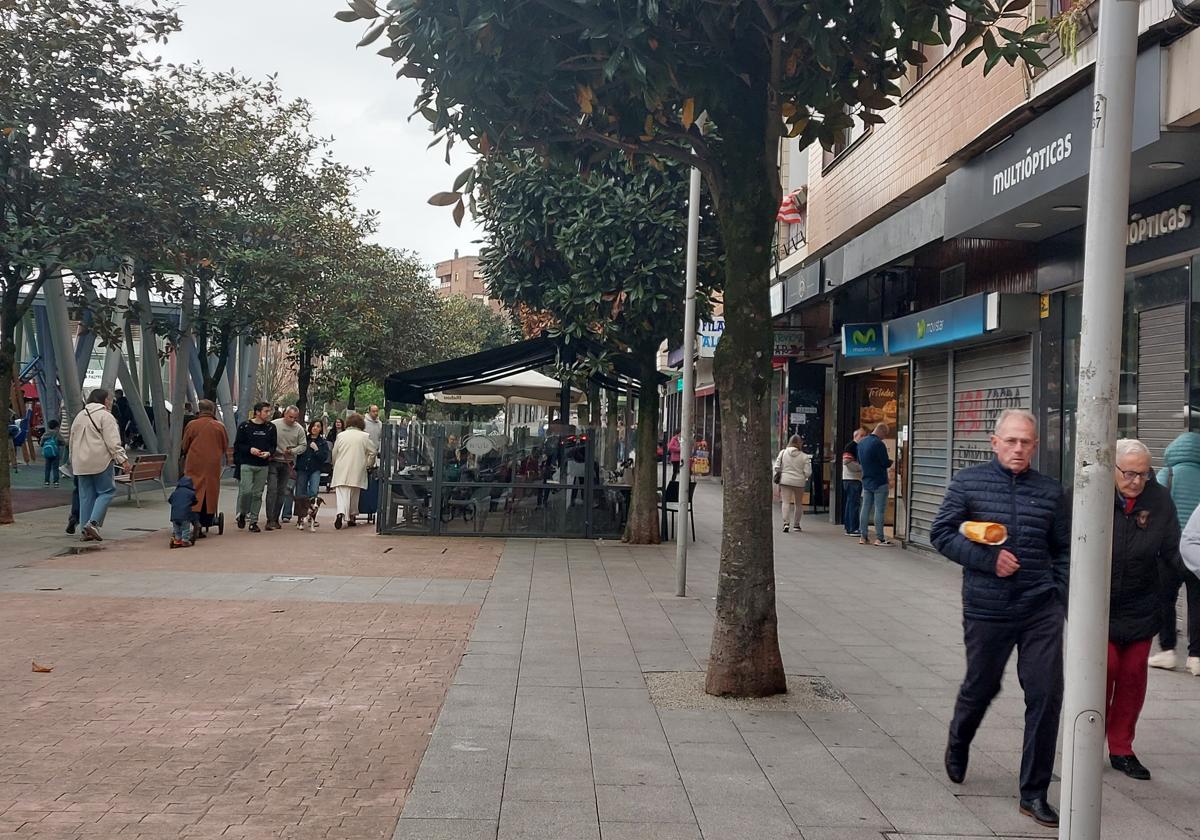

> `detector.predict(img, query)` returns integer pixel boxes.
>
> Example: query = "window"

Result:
[901,15,968,94]
[822,105,872,167]
[939,263,966,302]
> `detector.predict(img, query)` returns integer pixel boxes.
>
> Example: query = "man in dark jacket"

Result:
[930,409,1069,829]
[856,423,893,545]
[233,402,276,533]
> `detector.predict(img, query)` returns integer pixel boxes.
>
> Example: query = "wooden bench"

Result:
[114,453,169,507]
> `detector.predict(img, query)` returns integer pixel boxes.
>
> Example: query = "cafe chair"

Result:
[662,479,697,542]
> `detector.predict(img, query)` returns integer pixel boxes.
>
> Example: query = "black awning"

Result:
[384,336,666,404]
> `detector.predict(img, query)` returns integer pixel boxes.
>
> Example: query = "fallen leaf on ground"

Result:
[32,661,53,673]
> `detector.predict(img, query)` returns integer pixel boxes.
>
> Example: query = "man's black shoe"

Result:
[1019,798,1059,827]
[944,744,968,784]
[65,520,76,535]
[248,522,261,533]
[1110,754,1152,780]
[236,514,245,529]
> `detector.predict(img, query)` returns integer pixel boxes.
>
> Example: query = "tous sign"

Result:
[991,134,1074,197]
[1128,204,1192,246]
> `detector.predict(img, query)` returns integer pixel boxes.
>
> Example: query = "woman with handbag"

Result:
[68,389,131,542]
[773,434,812,534]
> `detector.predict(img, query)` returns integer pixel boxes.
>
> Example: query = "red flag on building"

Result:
[776,192,804,225]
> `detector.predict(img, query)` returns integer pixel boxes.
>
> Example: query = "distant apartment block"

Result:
[434,250,503,314]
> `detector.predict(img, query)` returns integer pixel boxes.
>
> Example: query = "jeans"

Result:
[859,483,888,541]
[842,480,862,533]
[44,456,59,484]
[237,464,269,523]
[172,519,193,542]
[1158,567,1200,657]
[295,470,322,499]
[265,461,293,524]
[68,476,80,526]
[78,466,116,528]
[949,600,1064,801]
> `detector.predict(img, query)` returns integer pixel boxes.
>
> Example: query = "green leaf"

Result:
[452,166,473,192]
[428,191,461,206]
[334,10,361,22]
[349,0,379,20]
[961,45,985,67]
[452,198,466,227]
[357,20,388,48]
[1003,0,1032,11]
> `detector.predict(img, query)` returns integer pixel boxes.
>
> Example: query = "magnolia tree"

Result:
[474,151,721,543]
[338,0,1049,696]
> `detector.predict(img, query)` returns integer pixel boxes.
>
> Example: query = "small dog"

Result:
[302,495,325,532]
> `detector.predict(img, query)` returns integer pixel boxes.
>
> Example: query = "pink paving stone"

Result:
[0,594,476,838]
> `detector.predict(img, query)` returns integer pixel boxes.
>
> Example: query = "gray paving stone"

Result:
[506,739,592,771]
[392,818,498,840]
[504,767,596,802]
[599,822,702,840]
[591,750,682,787]
[403,779,503,820]
[595,783,694,824]
[498,798,600,840]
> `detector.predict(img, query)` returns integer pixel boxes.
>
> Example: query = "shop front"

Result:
[1039,179,1200,480]
[836,292,1040,548]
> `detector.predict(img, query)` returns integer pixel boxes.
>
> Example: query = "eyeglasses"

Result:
[1117,470,1152,482]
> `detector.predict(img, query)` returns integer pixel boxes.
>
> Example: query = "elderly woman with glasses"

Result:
[1105,438,1184,781]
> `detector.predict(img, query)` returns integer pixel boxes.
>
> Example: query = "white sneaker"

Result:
[1187,657,1200,677]
[1148,649,1177,670]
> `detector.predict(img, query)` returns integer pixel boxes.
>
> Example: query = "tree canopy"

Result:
[340,0,1049,698]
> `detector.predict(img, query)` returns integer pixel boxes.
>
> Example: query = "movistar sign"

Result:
[841,323,885,357]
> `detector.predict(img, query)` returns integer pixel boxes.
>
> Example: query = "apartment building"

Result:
[434,250,504,314]
[770,1,1200,547]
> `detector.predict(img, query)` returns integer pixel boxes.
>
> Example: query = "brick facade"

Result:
[804,51,1028,256]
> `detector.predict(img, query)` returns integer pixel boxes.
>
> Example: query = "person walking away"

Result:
[68,389,131,542]
[930,409,1069,828]
[41,419,62,486]
[330,412,378,530]
[168,475,198,548]
[842,428,865,536]
[364,404,384,451]
[180,400,229,539]
[1151,432,1200,675]
[857,423,893,546]
[113,388,134,446]
[233,402,276,533]
[294,419,331,530]
[265,406,305,530]
[773,435,812,533]
[667,428,682,479]
[1104,439,1181,780]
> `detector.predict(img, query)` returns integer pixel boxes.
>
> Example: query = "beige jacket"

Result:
[331,427,378,489]
[774,446,812,489]
[69,403,128,476]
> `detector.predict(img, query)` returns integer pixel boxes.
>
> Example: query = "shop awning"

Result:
[384,336,665,405]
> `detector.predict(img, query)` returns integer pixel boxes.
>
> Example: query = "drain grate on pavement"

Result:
[645,671,853,712]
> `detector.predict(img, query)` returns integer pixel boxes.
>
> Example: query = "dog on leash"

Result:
[301,495,325,532]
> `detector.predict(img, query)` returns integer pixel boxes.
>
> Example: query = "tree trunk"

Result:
[605,388,620,470]
[703,100,787,698]
[135,272,169,449]
[0,312,17,525]
[296,343,313,420]
[623,349,661,545]
[347,379,358,412]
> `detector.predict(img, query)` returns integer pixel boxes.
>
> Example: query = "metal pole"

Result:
[43,272,84,423]
[1060,4,1139,838]
[675,163,703,597]
[101,261,133,392]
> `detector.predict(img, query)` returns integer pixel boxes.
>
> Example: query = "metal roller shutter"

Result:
[1137,304,1187,468]
[909,357,950,547]
[951,338,1033,475]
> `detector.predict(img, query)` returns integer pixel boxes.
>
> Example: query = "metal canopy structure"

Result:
[384,335,664,406]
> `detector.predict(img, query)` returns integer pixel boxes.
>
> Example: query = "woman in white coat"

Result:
[774,434,813,533]
[330,412,378,529]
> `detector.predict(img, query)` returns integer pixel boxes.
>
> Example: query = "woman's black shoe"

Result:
[1110,754,1152,780]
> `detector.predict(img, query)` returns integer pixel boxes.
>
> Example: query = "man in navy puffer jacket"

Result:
[930,409,1070,829]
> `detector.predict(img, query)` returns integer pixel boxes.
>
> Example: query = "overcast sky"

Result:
[153,1,484,273]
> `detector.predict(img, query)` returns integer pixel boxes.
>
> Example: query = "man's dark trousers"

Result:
[948,596,1064,801]
[265,460,292,525]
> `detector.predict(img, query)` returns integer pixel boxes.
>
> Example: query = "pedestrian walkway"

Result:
[394,483,1200,840]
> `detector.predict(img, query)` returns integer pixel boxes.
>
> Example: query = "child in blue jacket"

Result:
[168,475,198,547]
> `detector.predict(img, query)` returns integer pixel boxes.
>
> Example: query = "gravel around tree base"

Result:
[645,671,852,712]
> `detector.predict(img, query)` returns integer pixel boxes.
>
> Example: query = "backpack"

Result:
[42,434,59,459]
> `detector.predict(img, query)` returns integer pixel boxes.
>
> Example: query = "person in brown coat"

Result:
[180,400,229,537]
